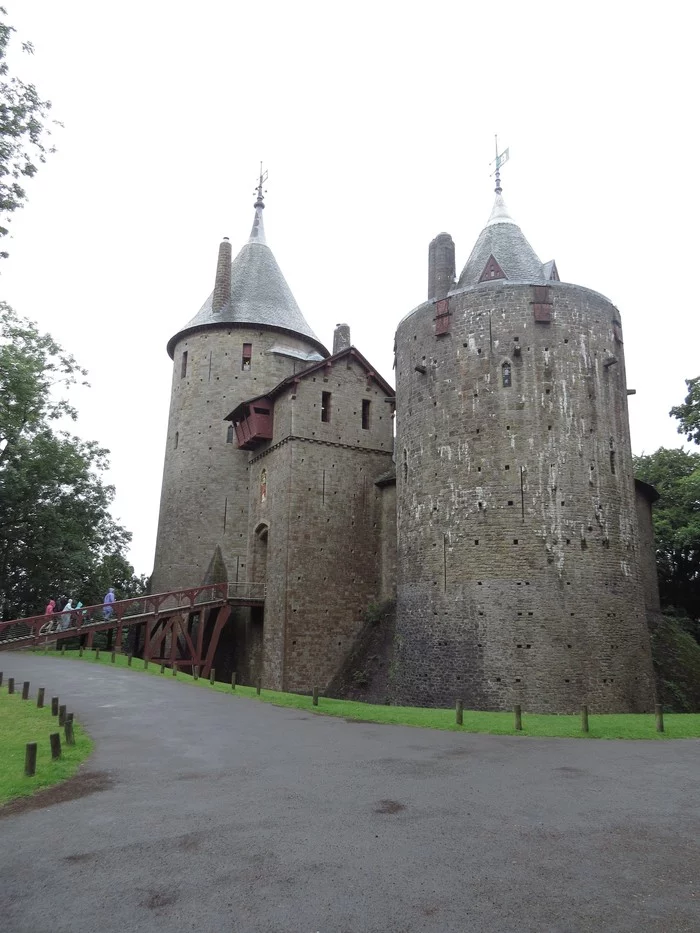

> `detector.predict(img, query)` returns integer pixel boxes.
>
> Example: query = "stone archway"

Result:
[252,522,269,589]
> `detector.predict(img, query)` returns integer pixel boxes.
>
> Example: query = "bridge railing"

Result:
[0,583,231,646]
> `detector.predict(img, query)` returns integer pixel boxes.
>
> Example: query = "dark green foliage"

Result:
[633,448,700,621]
[0,8,58,257]
[0,304,142,619]
[670,376,700,446]
[651,612,700,712]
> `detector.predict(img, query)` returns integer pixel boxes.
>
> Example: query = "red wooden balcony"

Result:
[232,398,273,450]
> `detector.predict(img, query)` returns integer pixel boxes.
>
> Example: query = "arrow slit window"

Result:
[502,361,512,387]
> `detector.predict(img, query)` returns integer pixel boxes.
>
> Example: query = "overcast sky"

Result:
[3,1,698,576]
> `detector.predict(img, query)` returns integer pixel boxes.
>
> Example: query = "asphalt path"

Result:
[0,655,698,933]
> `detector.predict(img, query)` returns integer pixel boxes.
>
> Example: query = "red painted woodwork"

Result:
[233,398,274,449]
[434,298,451,335]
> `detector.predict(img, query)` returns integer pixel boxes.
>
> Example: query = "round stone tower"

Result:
[151,184,328,593]
[392,184,656,713]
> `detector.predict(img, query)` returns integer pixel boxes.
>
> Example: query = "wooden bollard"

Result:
[65,719,75,746]
[312,686,319,706]
[256,678,262,696]
[655,703,664,733]
[111,650,116,663]
[144,659,149,670]
[50,732,62,760]
[0,671,3,687]
[37,687,45,709]
[61,644,66,656]
[514,704,522,731]
[127,654,132,667]
[172,664,177,677]
[95,648,100,660]
[456,699,463,725]
[22,681,30,700]
[58,704,67,726]
[51,696,59,716]
[160,663,165,674]
[8,677,14,694]
[193,666,199,681]
[209,668,215,685]
[79,646,83,657]
[67,712,74,723]
[25,742,37,777]
[581,705,589,733]
[231,672,236,690]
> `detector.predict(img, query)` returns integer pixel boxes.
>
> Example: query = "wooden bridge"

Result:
[0,584,264,680]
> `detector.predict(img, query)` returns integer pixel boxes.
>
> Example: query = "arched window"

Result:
[260,468,267,503]
[502,361,512,388]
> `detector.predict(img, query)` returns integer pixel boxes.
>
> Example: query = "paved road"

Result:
[0,655,698,933]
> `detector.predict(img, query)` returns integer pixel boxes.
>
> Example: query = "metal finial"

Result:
[490,135,510,194]
[254,161,268,209]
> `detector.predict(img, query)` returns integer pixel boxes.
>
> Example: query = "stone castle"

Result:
[151,173,659,713]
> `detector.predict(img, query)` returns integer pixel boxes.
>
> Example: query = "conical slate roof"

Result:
[167,202,328,358]
[456,193,546,288]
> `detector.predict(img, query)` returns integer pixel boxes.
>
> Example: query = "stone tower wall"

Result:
[392,281,656,713]
[151,327,322,593]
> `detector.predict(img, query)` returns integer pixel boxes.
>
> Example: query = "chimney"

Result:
[333,323,351,355]
[428,232,455,300]
[212,237,232,314]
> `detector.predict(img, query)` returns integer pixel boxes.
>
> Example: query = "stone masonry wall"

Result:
[247,356,394,691]
[151,327,323,593]
[393,281,656,713]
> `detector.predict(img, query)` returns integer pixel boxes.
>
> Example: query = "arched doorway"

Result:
[252,522,269,589]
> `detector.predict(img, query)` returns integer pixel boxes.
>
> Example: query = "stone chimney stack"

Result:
[428,232,455,300]
[212,237,232,314]
[333,323,351,355]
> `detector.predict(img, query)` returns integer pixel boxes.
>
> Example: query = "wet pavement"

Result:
[0,654,698,933]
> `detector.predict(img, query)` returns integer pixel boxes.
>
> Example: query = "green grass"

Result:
[0,685,92,806]
[38,647,700,740]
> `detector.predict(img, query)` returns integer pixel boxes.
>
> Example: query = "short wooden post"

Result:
[127,654,132,667]
[61,644,66,656]
[144,659,148,670]
[231,672,236,690]
[160,662,165,674]
[66,712,74,723]
[655,703,664,733]
[455,699,463,725]
[50,732,62,760]
[95,648,100,660]
[79,646,83,657]
[312,686,319,706]
[22,681,30,700]
[0,672,3,687]
[37,687,45,708]
[51,696,59,716]
[193,665,199,680]
[25,742,37,776]
[8,677,15,694]
[256,678,262,695]
[111,650,116,663]
[58,704,66,726]
[172,664,177,677]
[65,719,75,746]
[581,704,589,733]
[209,668,215,685]
[514,704,522,731]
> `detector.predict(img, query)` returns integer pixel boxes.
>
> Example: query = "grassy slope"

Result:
[44,648,700,740]
[0,687,92,805]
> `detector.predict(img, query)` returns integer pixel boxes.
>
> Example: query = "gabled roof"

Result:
[225,346,395,422]
[167,201,328,358]
[456,193,547,288]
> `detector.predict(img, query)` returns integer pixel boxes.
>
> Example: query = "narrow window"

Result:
[361,399,371,429]
[260,468,267,503]
[242,343,252,371]
[181,351,188,378]
[174,431,179,449]
[610,450,616,474]
[502,361,512,387]
[226,424,234,444]
[321,391,331,423]
[403,448,408,482]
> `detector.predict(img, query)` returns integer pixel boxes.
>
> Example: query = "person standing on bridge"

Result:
[103,587,116,620]
[44,598,56,617]
[61,599,74,630]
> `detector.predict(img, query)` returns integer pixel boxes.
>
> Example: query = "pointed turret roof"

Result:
[456,192,547,289]
[167,189,328,358]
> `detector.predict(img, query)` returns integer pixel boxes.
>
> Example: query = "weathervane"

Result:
[254,162,268,208]
[490,135,509,194]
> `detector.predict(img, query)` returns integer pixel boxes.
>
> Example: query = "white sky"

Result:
[3,1,698,576]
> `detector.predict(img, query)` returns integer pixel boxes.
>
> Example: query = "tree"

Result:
[633,448,700,625]
[670,377,700,446]
[0,7,57,258]
[0,303,141,619]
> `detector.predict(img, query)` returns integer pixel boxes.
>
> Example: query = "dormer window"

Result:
[479,254,506,283]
